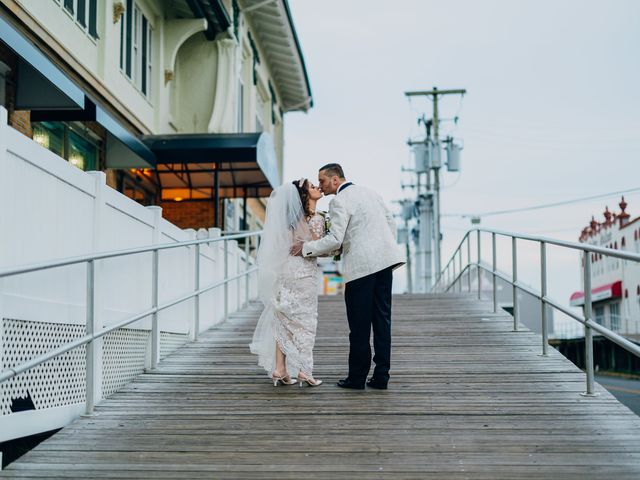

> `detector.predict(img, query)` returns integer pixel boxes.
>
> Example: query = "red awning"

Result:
[570,280,622,306]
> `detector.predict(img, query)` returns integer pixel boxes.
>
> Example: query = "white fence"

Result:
[0,107,257,442]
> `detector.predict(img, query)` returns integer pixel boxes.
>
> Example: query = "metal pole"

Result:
[151,248,160,369]
[477,230,481,300]
[512,237,519,331]
[193,244,200,341]
[434,168,441,279]
[492,232,497,313]
[467,234,471,292]
[452,255,457,292]
[236,242,241,310]
[214,167,220,227]
[242,191,248,230]
[244,235,250,306]
[224,239,229,322]
[540,241,548,356]
[405,219,412,294]
[85,260,95,415]
[458,248,463,293]
[582,252,596,396]
[432,89,442,279]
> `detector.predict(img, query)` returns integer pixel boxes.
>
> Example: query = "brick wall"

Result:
[161,201,215,230]
[0,43,32,137]
[9,109,32,137]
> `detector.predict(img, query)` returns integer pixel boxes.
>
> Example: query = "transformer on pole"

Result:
[400,86,466,292]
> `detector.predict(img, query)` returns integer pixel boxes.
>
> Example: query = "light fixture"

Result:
[33,130,49,149]
[174,197,183,202]
[69,153,84,170]
[113,1,125,23]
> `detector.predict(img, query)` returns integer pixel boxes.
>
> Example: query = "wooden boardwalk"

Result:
[3,294,640,478]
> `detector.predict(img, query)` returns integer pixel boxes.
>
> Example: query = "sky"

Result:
[283,0,640,332]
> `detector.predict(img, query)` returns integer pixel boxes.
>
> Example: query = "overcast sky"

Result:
[283,0,640,329]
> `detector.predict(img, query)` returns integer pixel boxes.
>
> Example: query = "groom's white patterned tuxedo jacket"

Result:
[303,183,405,283]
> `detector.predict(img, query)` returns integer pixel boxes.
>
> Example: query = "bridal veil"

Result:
[249,183,311,374]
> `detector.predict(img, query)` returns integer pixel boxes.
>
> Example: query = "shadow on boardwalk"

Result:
[2,294,640,479]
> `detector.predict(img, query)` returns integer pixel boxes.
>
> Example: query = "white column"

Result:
[146,206,163,368]
[86,171,107,407]
[0,107,7,390]
[208,38,239,133]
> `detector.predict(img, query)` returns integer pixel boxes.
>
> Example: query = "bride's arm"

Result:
[302,199,347,257]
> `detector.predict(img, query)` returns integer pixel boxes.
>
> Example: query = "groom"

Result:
[302,164,405,390]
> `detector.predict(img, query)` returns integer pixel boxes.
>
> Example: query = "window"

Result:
[32,122,100,172]
[609,303,620,332]
[123,177,154,206]
[594,306,605,326]
[56,0,98,38]
[119,1,153,97]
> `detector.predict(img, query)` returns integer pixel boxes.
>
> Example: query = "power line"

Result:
[443,187,640,219]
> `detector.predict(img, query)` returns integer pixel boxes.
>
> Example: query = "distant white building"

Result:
[570,197,640,339]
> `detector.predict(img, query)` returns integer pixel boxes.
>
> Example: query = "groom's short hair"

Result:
[319,163,345,179]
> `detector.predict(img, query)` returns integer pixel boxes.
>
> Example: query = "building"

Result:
[0,0,312,230]
[0,0,313,446]
[570,197,640,339]
[318,257,344,295]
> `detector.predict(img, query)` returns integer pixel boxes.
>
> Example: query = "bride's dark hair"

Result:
[292,179,312,218]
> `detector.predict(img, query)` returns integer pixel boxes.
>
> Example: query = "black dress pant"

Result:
[344,266,393,386]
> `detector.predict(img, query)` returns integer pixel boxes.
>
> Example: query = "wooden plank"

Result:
[2,293,640,478]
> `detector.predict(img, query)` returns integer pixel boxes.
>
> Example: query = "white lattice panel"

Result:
[161,332,188,359]
[101,328,149,398]
[1,318,191,412]
[101,329,188,398]
[1,319,86,416]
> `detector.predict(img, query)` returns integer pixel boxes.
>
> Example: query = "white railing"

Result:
[0,230,261,409]
[0,105,262,442]
[433,228,640,396]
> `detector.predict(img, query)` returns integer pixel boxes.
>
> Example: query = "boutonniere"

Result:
[318,211,330,234]
[319,211,341,262]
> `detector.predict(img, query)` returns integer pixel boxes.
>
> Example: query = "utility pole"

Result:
[404,87,466,283]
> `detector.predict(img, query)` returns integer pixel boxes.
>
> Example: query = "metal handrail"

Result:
[0,230,262,279]
[0,229,263,413]
[433,227,640,397]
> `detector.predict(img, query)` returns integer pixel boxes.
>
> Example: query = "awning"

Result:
[569,280,622,307]
[142,132,279,200]
[96,105,156,168]
[0,14,84,110]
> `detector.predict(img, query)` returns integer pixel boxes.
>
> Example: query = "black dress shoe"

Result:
[337,378,365,390]
[367,378,388,390]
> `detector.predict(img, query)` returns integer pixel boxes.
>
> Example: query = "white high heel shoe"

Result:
[271,372,297,386]
[298,373,323,387]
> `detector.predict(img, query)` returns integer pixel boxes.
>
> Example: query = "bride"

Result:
[250,178,326,387]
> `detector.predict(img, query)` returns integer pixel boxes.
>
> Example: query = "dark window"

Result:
[32,121,100,172]
[125,0,133,77]
[64,0,74,14]
[88,0,98,38]
[119,11,125,70]
[141,16,148,95]
[77,0,86,27]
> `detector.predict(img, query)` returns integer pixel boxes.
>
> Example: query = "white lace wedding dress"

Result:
[272,214,324,375]
[251,212,325,377]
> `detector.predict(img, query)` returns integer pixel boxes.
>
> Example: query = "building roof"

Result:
[240,0,313,112]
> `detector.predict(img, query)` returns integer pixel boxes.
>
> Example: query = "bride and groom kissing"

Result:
[250,163,405,390]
